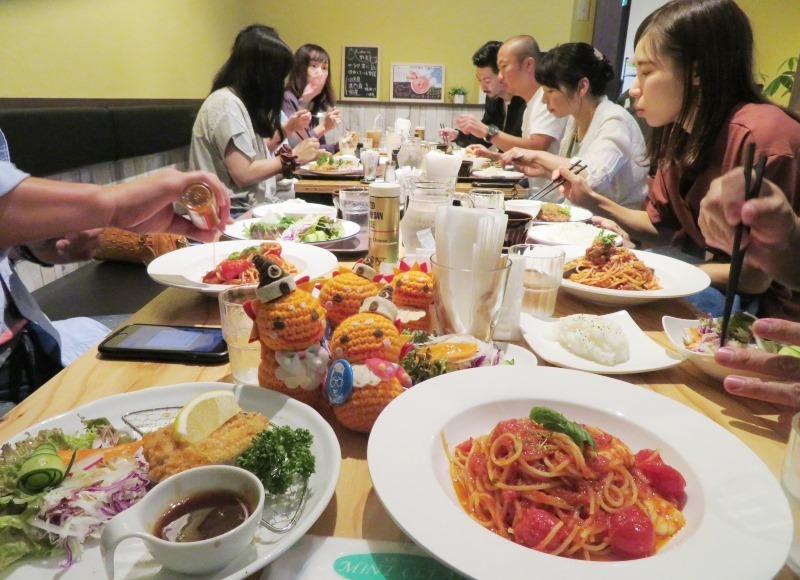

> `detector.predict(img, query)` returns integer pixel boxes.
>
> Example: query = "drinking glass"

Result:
[360,149,380,182]
[366,129,383,149]
[335,187,370,232]
[431,254,511,341]
[508,244,566,318]
[338,131,358,156]
[218,285,260,384]
[469,188,505,212]
[782,411,800,575]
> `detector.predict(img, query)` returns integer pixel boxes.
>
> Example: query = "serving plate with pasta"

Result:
[368,365,792,579]
[147,240,337,296]
[559,244,710,306]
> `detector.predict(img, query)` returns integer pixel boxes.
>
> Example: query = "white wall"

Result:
[621,0,670,92]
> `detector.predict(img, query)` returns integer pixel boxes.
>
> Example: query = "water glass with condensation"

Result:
[782,411,800,574]
[219,285,260,384]
[361,149,380,182]
[508,244,565,318]
[336,187,370,232]
[469,188,505,212]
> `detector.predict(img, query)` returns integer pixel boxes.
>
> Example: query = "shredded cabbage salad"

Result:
[32,451,150,568]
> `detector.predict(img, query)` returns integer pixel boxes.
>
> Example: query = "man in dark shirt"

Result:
[442,41,526,150]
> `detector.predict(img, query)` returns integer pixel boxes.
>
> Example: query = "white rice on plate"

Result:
[548,314,630,366]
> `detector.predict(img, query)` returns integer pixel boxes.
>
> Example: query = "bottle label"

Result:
[368,195,399,265]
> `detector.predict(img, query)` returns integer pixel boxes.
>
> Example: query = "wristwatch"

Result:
[485,124,500,141]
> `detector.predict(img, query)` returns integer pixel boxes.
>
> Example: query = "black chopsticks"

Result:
[529,160,587,201]
[719,143,767,347]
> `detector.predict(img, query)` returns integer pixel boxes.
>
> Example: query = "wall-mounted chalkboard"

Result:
[341,45,379,101]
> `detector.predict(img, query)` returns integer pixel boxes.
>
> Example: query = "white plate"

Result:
[472,168,525,180]
[147,240,337,296]
[529,203,593,225]
[3,383,341,580]
[560,245,711,306]
[504,199,542,217]
[301,160,362,175]
[252,201,337,220]
[223,218,360,245]
[368,365,792,580]
[520,311,682,374]
[661,316,771,383]
[494,343,538,366]
[527,223,621,247]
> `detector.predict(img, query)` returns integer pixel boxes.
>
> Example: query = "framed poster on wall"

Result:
[341,46,379,101]
[390,63,444,103]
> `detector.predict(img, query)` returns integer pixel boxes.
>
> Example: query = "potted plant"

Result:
[762,56,797,100]
[448,86,468,104]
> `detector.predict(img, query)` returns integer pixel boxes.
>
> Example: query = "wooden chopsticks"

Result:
[529,160,587,201]
[719,143,767,347]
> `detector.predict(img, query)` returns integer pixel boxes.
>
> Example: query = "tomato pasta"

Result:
[564,237,661,291]
[445,415,686,560]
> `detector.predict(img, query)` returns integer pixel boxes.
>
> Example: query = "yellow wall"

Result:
[0,0,796,103]
[0,0,243,98]
[245,0,591,104]
[737,0,800,106]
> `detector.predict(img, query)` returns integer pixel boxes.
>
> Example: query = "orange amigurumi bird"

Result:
[247,254,329,407]
[388,260,434,332]
[325,292,412,433]
[318,258,382,327]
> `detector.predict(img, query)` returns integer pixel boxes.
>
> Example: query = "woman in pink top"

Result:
[557,0,800,321]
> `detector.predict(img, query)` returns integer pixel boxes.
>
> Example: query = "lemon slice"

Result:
[173,390,241,443]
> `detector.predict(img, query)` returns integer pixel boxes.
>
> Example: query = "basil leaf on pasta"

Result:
[530,406,597,452]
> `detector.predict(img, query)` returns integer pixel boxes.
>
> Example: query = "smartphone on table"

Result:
[98,324,228,364]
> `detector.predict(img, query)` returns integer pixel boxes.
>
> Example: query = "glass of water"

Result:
[335,187,370,232]
[508,244,565,318]
[218,285,260,384]
[361,149,380,182]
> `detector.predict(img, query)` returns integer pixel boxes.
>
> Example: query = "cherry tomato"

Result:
[513,507,567,550]
[608,506,655,557]
[638,462,687,506]
[218,259,252,281]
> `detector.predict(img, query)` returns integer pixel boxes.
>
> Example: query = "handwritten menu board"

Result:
[341,46,379,101]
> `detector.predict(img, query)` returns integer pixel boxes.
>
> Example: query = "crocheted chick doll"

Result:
[324,289,412,433]
[317,257,382,328]
[387,260,434,332]
[247,254,329,407]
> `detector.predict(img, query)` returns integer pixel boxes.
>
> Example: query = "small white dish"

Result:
[527,222,621,247]
[472,168,524,180]
[252,201,337,220]
[662,316,768,382]
[520,311,683,374]
[560,246,711,307]
[504,199,542,217]
[466,157,490,171]
[529,203,593,225]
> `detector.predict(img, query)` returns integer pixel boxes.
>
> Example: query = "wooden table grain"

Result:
[0,285,794,577]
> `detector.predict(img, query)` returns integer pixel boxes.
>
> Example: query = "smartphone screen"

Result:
[98,324,228,364]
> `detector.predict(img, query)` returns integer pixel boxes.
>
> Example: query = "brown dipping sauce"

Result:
[154,490,251,543]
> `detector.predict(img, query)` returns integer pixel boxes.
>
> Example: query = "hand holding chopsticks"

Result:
[719,143,767,347]
[529,159,587,201]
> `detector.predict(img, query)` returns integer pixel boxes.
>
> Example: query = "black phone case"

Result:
[97,325,229,365]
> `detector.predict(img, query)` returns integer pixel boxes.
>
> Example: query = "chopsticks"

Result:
[529,160,587,201]
[719,143,767,347]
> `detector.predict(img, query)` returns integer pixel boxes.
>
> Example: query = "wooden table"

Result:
[294,175,522,197]
[0,287,794,578]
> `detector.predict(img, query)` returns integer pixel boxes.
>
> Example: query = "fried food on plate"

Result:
[142,411,269,482]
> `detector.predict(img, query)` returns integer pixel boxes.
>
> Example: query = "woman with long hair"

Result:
[557,0,800,320]
[189,25,319,212]
[501,42,649,209]
[283,44,342,152]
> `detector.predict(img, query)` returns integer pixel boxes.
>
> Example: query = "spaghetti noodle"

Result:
[201,242,297,285]
[564,236,661,291]
[444,412,686,561]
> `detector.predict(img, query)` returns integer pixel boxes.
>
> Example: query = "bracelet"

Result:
[277,144,300,179]
[15,245,54,267]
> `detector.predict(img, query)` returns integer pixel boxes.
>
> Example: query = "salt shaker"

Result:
[384,159,397,183]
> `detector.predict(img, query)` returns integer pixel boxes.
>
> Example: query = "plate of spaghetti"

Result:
[559,240,709,306]
[367,366,792,579]
[147,240,337,296]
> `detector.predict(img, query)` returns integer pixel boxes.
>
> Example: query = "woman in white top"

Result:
[501,43,649,209]
[189,25,318,213]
